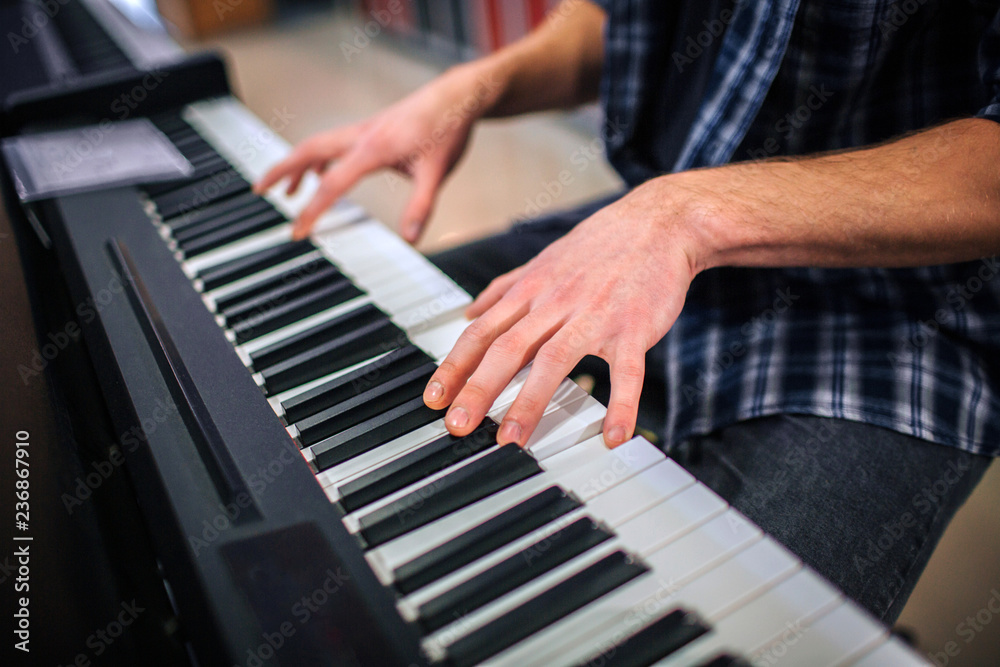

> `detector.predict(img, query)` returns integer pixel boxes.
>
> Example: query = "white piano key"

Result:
[646,570,841,666]
[202,249,325,306]
[180,204,361,275]
[340,389,597,528]
[365,436,661,577]
[236,295,371,355]
[760,601,888,667]
[315,371,573,493]
[268,350,398,414]
[582,458,696,527]
[396,460,698,616]
[850,636,929,667]
[184,98,366,226]
[615,483,730,558]
[453,528,784,665]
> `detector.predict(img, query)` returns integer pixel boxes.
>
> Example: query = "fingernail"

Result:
[606,425,627,446]
[424,380,444,403]
[447,406,469,430]
[498,420,521,445]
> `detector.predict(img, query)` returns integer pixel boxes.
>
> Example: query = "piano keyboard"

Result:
[131,96,928,667]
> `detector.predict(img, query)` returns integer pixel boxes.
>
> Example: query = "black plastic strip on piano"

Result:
[110,238,261,519]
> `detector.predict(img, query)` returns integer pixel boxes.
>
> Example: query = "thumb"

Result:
[399,166,444,243]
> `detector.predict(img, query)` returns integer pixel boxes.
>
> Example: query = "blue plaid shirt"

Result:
[595,0,1000,455]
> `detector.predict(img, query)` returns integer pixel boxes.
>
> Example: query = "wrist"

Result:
[441,59,509,120]
[633,171,741,278]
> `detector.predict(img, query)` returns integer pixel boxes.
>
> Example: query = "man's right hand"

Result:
[255,64,497,243]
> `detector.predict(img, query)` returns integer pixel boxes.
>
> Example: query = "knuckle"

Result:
[510,394,543,419]
[536,341,574,369]
[460,379,493,405]
[492,330,526,360]
[616,362,645,385]
[463,319,497,347]
[435,358,464,380]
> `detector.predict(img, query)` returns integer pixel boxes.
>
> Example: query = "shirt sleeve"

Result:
[976,9,1000,121]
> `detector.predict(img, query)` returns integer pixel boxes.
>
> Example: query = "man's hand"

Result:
[255,65,493,242]
[421,118,1000,450]
[423,180,704,448]
[254,0,605,243]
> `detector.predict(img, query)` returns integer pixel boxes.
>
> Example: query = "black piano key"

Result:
[418,518,614,634]
[180,209,289,257]
[172,198,274,243]
[694,655,752,667]
[220,263,342,326]
[257,317,400,394]
[152,170,250,221]
[166,190,263,232]
[574,609,710,667]
[312,398,446,472]
[197,239,316,291]
[393,487,580,596]
[230,279,362,344]
[145,160,232,198]
[356,445,542,548]
[281,345,433,425]
[249,303,389,370]
[294,362,438,446]
[214,257,332,313]
[445,551,649,667]
[338,419,499,514]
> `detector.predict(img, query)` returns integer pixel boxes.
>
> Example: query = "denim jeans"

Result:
[428,194,994,624]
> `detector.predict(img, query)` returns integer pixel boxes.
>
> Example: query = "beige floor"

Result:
[182,10,1000,665]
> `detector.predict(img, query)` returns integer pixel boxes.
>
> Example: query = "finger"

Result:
[255,127,360,193]
[399,165,444,243]
[603,346,645,448]
[292,149,380,239]
[448,312,564,441]
[423,297,530,413]
[286,158,327,196]
[466,268,525,319]
[495,320,589,447]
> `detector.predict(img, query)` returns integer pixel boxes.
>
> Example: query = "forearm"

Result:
[448,0,605,118]
[666,118,1000,273]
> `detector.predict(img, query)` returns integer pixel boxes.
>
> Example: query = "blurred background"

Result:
[144,0,999,664]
